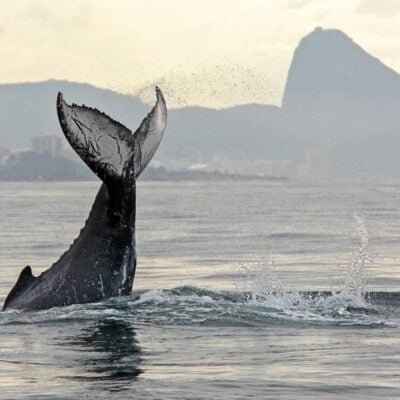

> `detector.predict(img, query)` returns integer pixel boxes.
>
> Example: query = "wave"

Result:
[1,286,399,328]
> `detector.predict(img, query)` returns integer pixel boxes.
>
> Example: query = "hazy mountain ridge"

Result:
[1,27,400,177]
[283,28,400,112]
[0,80,148,149]
[282,28,400,176]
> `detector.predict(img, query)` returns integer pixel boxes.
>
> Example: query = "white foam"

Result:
[130,289,215,306]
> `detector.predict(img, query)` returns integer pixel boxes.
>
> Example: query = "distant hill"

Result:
[282,28,400,176]
[1,28,400,177]
[0,80,148,149]
[283,28,400,114]
[0,151,94,181]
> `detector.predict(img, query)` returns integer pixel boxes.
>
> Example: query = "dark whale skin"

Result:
[3,88,167,311]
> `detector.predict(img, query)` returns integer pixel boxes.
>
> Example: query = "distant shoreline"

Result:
[0,174,289,183]
[140,168,289,182]
[0,152,289,182]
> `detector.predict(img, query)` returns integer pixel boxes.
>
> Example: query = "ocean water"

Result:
[0,179,399,399]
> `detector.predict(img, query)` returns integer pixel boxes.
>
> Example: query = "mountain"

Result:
[1,28,400,177]
[283,27,400,115]
[282,27,400,176]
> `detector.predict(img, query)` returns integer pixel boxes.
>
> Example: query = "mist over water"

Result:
[0,180,399,399]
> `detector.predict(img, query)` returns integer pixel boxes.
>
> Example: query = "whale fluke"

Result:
[57,87,167,182]
[132,87,167,176]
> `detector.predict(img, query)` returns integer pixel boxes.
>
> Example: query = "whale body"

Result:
[3,87,167,311]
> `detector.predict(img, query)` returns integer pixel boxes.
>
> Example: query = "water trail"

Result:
[342,213,370,297]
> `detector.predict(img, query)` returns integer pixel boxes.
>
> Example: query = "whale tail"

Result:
[57,87,167,185]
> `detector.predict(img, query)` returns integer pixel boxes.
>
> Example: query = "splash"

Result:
[236,259,284,301]
[235,259,374,325]
[239,213,371,303]
[342,213,370,297]
[228,213,376,323]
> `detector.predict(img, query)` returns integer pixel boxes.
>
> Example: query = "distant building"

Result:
[31,135,63,157]
[0,145,10,165]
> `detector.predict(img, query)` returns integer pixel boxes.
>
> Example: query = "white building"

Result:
[0,145,10,165]
[31,135,63,157]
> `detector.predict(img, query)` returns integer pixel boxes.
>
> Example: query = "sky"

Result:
[1,0,400,108]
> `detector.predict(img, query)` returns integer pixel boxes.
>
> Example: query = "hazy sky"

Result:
[1,0,400,108]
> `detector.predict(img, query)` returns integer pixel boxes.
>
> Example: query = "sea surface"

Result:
[0,179,399,399]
